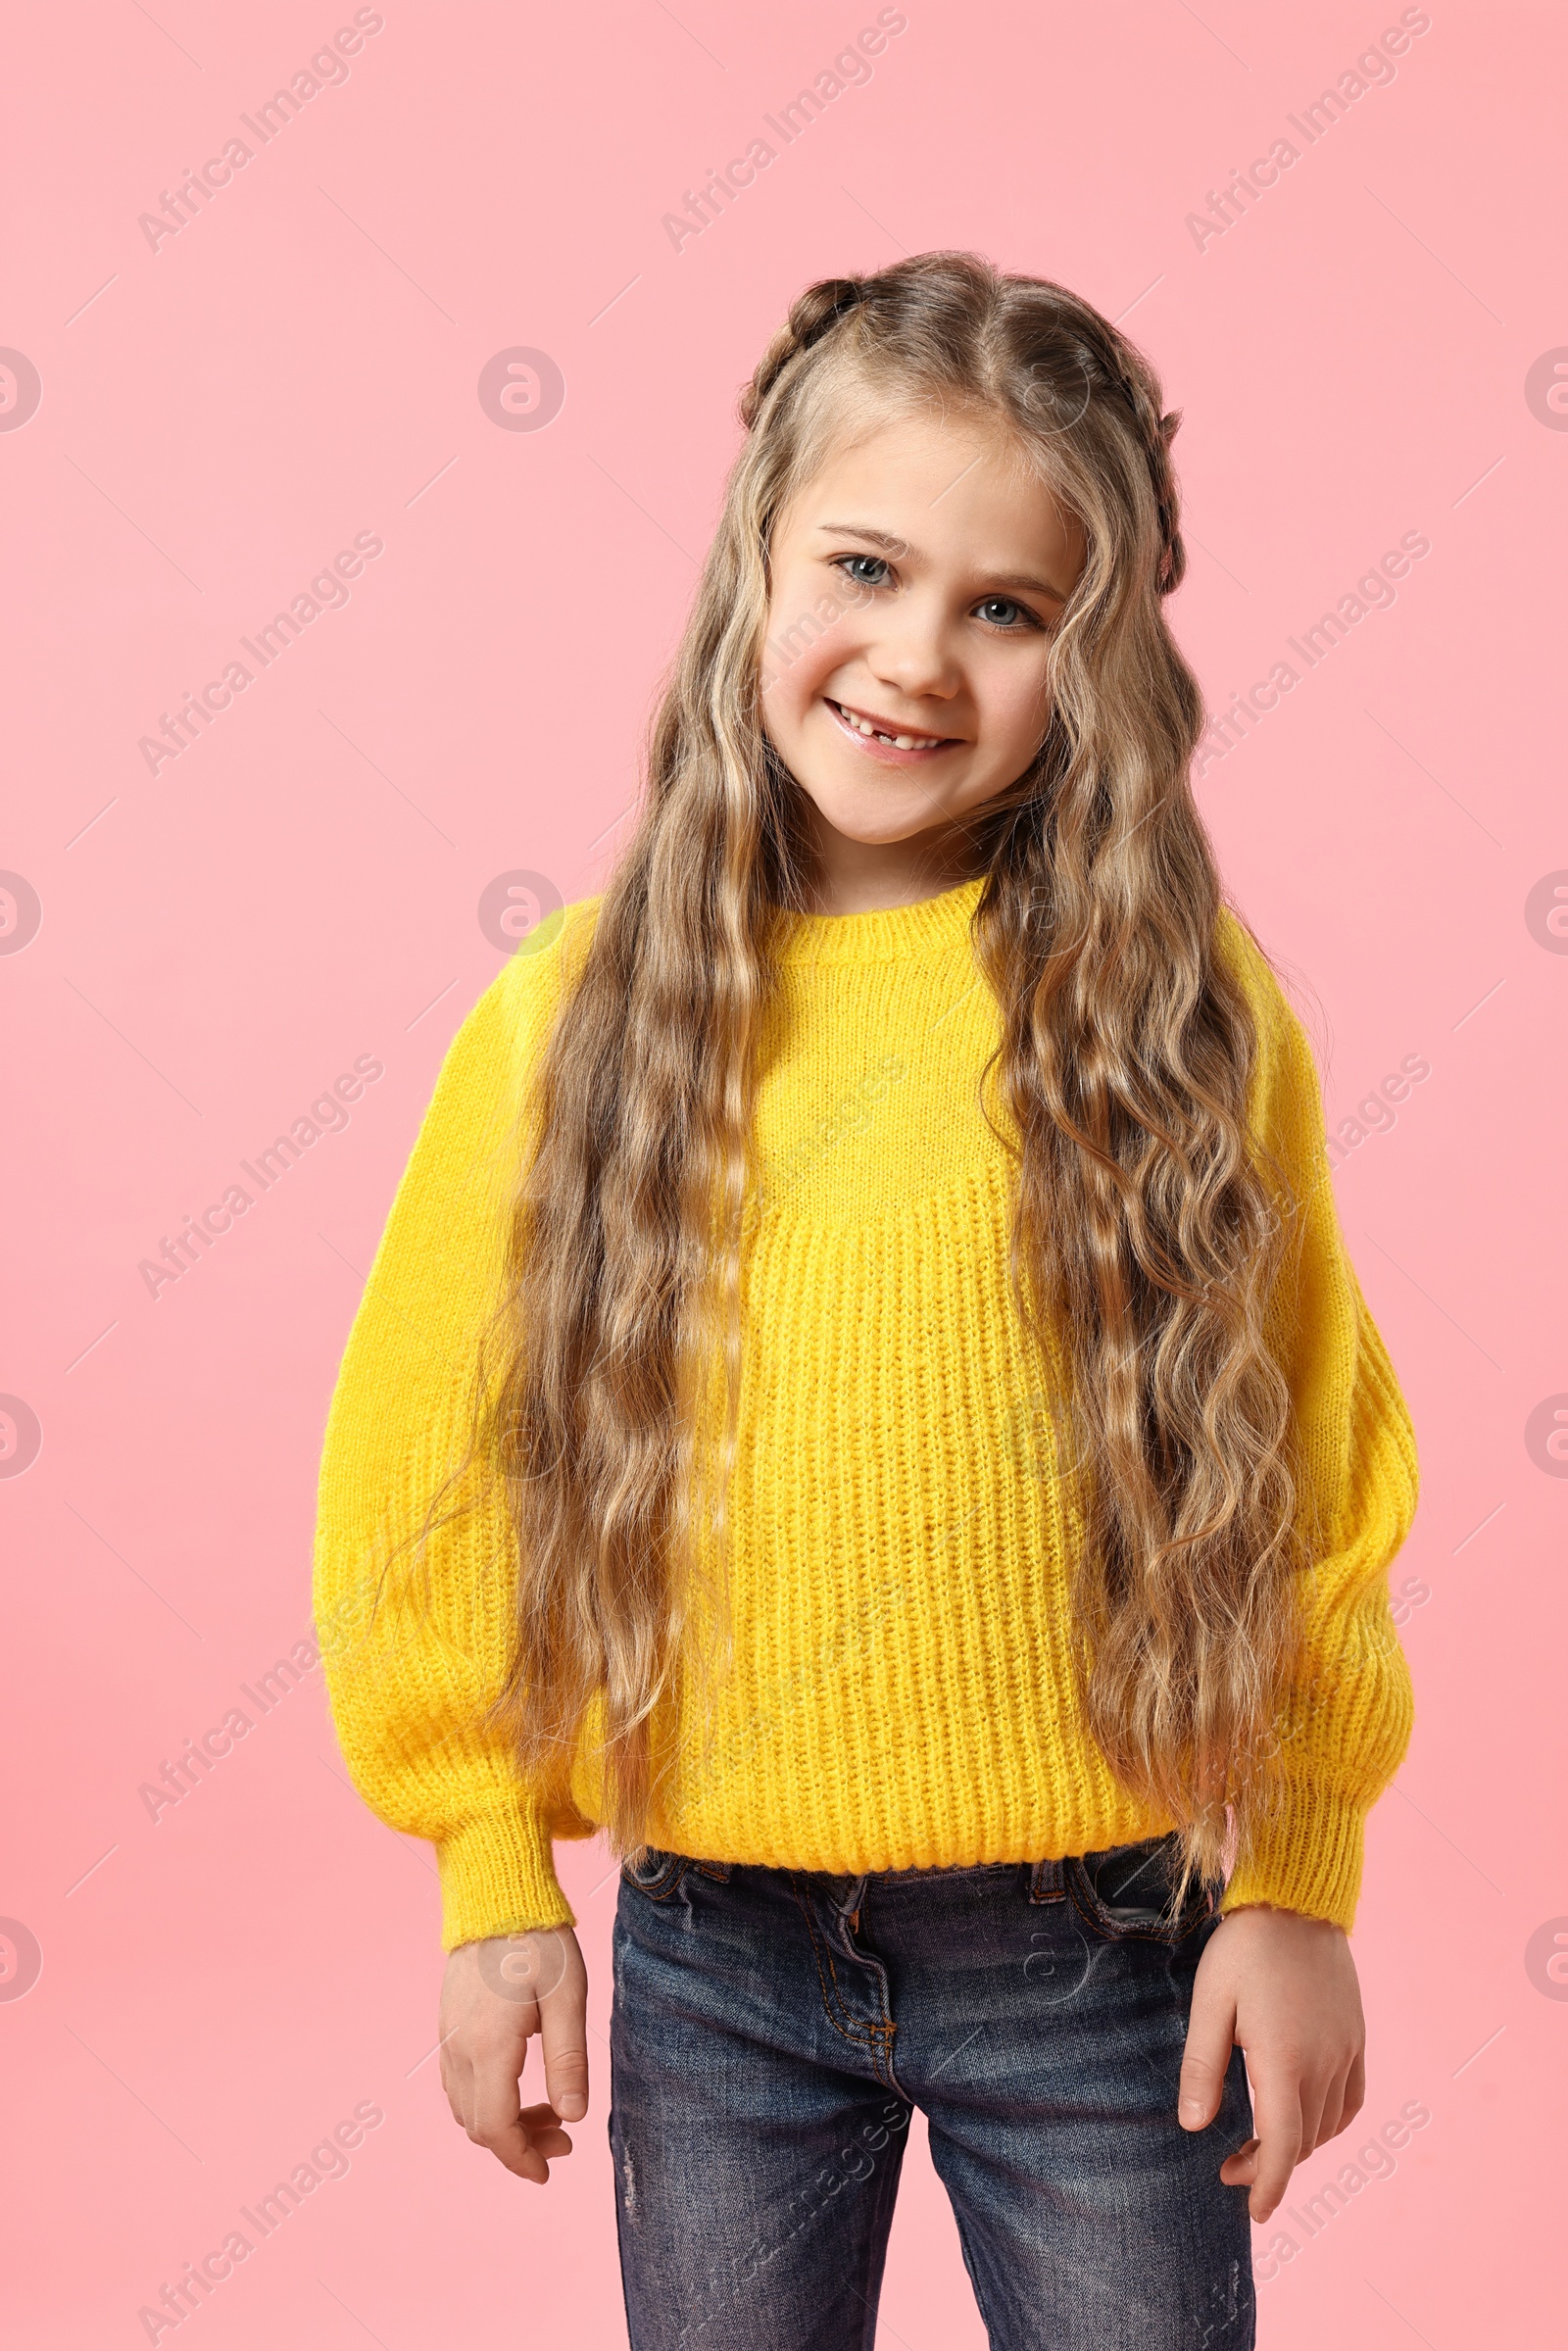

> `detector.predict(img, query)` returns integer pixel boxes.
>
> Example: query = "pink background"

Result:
[2,2,1564,2343]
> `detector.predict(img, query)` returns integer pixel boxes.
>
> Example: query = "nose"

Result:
[864,592,961,707]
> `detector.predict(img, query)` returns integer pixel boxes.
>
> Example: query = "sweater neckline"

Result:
[775,874,985,966]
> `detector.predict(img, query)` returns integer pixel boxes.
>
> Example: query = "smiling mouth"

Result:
[826,697,959,752]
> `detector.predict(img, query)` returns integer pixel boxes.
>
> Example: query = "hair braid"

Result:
[1044,312,1186,597]
[739,274,869,431]
[1116,370,1186,596]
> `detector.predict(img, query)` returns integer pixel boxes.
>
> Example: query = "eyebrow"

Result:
[813,521,1073,606]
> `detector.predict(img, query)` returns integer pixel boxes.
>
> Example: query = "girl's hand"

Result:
[438,1928,590,2184]
[1178,1903,1366,2224]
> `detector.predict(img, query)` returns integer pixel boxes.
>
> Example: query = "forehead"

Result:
[779,401,1081,575]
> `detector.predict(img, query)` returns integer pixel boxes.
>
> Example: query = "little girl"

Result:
[314,252,1417,2350]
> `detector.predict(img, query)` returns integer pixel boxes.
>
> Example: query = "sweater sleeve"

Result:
[1215,914,1419,1932]
[312,908,596,1950]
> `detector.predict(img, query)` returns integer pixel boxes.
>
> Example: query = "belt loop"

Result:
[1029,1856,1065,1902]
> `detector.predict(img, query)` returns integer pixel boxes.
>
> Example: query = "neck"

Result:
[803,808,987,916]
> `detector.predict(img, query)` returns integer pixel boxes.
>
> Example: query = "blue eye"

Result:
[828,557,1045,632]
[835,555,890,586]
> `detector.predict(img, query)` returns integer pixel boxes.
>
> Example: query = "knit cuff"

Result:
[436,1802,575,1950]
[1219,1778,1367,1934]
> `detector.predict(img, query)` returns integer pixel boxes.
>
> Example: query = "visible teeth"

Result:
[834,701,942,750]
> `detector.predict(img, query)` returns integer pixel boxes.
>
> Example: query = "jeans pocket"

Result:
[1067,1834,1214,1943]
[618,1844,692,1901]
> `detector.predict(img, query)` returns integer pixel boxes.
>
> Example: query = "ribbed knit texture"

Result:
[313,879,1417,1946]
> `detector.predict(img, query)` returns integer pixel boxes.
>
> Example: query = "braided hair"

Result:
[738,254,1187,598]
[737,275,870,430]
[1057,319,1187,596]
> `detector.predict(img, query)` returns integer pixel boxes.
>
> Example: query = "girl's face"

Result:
[760,406,1086,856]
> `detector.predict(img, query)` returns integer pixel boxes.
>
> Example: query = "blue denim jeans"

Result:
[609,1836,1254,2350]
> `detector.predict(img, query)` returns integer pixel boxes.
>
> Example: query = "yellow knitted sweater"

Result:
[313,878,1417,1944]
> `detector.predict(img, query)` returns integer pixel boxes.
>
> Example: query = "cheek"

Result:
[761,610,860,726]
[977,656,1054,755]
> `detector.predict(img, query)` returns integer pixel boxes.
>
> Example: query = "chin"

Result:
[808,791,950,848]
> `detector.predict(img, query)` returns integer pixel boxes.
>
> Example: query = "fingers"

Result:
[1178,1947,1237,2132]
[1308,2047,1364,2154]
[1221,2060,1361,2215]
[480,2111,554,2185]
[1196,1904,1367,2216]
[438,1933,586,2184]
[1243,2073,1303,2224]
[517,2099,575,2167]
[539,1979,591,2125]
[456,2066,577,2185]
[454,2033,551,2181]
[448,2041,576,2184]
[1296,2073,1332,2169]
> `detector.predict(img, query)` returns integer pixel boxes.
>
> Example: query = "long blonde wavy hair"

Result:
[473,251,1304,1892]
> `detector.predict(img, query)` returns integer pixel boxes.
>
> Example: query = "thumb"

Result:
[538,1965,590,2124]
[1178,1952,1237,2131]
